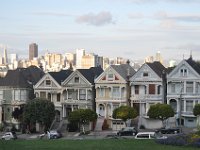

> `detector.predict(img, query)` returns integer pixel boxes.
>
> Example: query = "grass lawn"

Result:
[0,139,198,150]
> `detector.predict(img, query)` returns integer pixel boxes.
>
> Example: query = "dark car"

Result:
[117,127,138,136]
[155,128,180,134]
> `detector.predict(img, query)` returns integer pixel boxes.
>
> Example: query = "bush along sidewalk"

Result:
[155,132,200,148]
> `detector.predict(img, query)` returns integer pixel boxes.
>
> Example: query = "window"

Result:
[112,87,120,98]
[48,93,51,101]
[74,77,79,83]
[99,88,105,97]
[87,90,92,100]
[157,85,161,95]
[57,93,60,102]
[171,84,176,93]
[135,85,139,94]
[21,90,27,101]
[45,80,51,86]
[149,84,155,94]
[107,73,114,81]
[0,90,3,100]
[143,72,148,77]
[68,89,73,99]
[180,69,187,77]
[14,90,20,101]
[186,101,193,112]
[186,82,193,93]
[79,89,86,100]
[40,92,46,98]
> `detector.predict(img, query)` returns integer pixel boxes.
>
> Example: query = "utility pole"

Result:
[179,82,184,132]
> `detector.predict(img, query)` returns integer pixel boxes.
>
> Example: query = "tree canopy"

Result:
[112,106,137,122]
[68,109,97,124]
[23,98,55,130]
[193,104,200,116]
[147,103,174,121]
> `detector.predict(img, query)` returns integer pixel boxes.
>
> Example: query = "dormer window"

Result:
[107,73,114,81]
[143,72,148,77]
[74,77,79,83]
[46,80,51,86]
[180,69,187,77]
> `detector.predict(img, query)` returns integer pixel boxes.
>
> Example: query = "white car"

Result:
[1,132,17,140]
[135,132,167,139]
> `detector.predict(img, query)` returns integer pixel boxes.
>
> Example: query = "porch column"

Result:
[62,104,65,118]
[77,89,79,100]
[86,89,88,100]
[184,99,186,112]
[0,106,2,124]
[193,82,196,94]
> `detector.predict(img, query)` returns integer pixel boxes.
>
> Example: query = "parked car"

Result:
[47,130,62,139]
[135,132,167,139]
[1,132,17,140]
[155,128,180,134]
[117,127,138,136]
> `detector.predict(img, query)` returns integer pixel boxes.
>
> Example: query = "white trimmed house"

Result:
[167,57,200,128]
[130,61,166,129]
[95,63,135,129]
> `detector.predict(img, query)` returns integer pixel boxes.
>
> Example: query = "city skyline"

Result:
[1,0,200,60]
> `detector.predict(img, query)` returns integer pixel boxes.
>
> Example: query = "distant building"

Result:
[29,43,38,60]
[155,51,163,64]
[10,54,18,64]
[3,47,8,65]
[76,49,85,69]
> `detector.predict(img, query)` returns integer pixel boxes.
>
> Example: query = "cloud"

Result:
[128,13,144,19]
[76,11,114,26]
[155,11,200,22]
[127,0,200,3]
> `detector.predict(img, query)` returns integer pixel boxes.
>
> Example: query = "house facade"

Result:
[61,67,103,118]
[34,69,73,121]
[0,66,44,128]
[167,57,200,128]
[34,67,103,121]
[130,61,166,129]
[95,63,135,128]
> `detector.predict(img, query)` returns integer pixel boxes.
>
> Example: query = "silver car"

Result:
[1,132,17,140]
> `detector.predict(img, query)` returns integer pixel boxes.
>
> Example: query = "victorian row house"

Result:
[0,66,44,129]
[130,61,167,129]
[34,67,103,123]
[167,57,200,128]
[95,62,136,129]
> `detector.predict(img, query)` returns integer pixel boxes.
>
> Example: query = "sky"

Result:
[1,0,200,61]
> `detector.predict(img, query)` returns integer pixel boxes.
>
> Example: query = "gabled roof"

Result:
[77,66,103,84]
[186,57,200,75]
[146,61,166,77]
[48,69,73,85]
[0,66,44,88]
[111,64,135,81]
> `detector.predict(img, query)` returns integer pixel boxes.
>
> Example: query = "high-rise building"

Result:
[10,53,18,64]
[155,51,163,64]
[29,43,38,60]
[76,49,85,69]
[3,47,8,64]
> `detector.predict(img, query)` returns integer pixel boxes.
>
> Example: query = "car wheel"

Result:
[53,135,57,139]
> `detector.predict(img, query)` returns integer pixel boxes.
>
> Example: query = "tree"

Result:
[193,104,200,116]
[112,106,137,126]
[12,106,24,121]
[193,104,200,126]
[23,98,55,132]
[147,103,174,127]
[68,109,97,133]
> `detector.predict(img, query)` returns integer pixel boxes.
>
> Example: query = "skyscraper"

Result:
[29,43,38,60]
[76,49,85,69]
[3,47,8,65]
